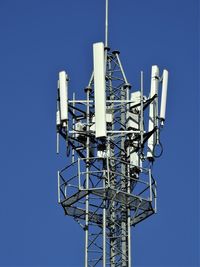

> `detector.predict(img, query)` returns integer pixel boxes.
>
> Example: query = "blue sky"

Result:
[0,0,198,266]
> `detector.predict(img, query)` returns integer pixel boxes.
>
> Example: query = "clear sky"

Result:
[0,0,198,266]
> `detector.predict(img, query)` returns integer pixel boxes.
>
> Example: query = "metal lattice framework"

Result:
[56,1,168,266]
[57,50,161,266]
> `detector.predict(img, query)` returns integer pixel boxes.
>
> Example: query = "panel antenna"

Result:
[56,1,169,266]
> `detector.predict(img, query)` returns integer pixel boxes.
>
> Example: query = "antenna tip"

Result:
[123,83,132,89]
[84,86,92,93]
[112,50,120,55]
[104,46,110,51]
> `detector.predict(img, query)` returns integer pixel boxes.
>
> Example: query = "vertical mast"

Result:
[56,1,169,266]
[105,0,109,48]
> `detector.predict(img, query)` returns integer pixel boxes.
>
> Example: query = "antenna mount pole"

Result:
[105,0,109,47]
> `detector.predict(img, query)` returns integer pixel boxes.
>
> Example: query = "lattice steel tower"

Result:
[56,1,169,266]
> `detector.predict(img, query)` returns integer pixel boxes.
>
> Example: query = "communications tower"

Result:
[56,1,169,266]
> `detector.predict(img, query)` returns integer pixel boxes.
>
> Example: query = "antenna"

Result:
[58,71,68,123]
[105,0,109,47]
[160,69,169,125]
[56,1,169,266]
[147,65,159,159]
[93,42,107,138]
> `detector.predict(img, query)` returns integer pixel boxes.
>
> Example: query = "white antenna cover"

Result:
[160,69,169,124]
[59,71,68,121]
[150,65,159,95]
[93,42,107,138]
[147,65,159,158]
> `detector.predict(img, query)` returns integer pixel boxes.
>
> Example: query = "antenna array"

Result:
[56,1,168,266]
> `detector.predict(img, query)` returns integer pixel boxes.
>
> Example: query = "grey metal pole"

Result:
[116,54,128,84]
[87,72,94,88]
[108,58,116,267]
[85,88,90,267]
[126,86,132,267]
[103,177,106,267]
[72,93,75,163]
[56,86,60,154]
[140,71,144,145]
[104,0,109,76]
[57,171,60,203]
[56,132,59,154]
[105,0,109,47]
[121,85,127,267]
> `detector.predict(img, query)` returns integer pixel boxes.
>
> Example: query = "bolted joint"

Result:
[112,50,120,55]
[104,46,110,52]
[84,86,92,93]
[84,225,89,231]
[123,82,131,89]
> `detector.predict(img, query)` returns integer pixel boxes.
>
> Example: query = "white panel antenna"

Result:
[93,42,107,138]
[56,1,170,266]
[147,65,159,158]
[59,71,68,122]
[160,69,169,125]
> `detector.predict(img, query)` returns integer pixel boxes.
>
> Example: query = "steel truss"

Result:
[57,49,158,267]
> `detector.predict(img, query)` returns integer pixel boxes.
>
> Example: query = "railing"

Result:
[58,156,157,211]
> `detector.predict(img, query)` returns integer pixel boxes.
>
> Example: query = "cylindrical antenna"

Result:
[59,71,68,122]
[105,0,109,47]
[147,65,159,159]
[160,69,169,125]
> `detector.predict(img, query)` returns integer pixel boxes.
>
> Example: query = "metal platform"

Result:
[61,187,155,226]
